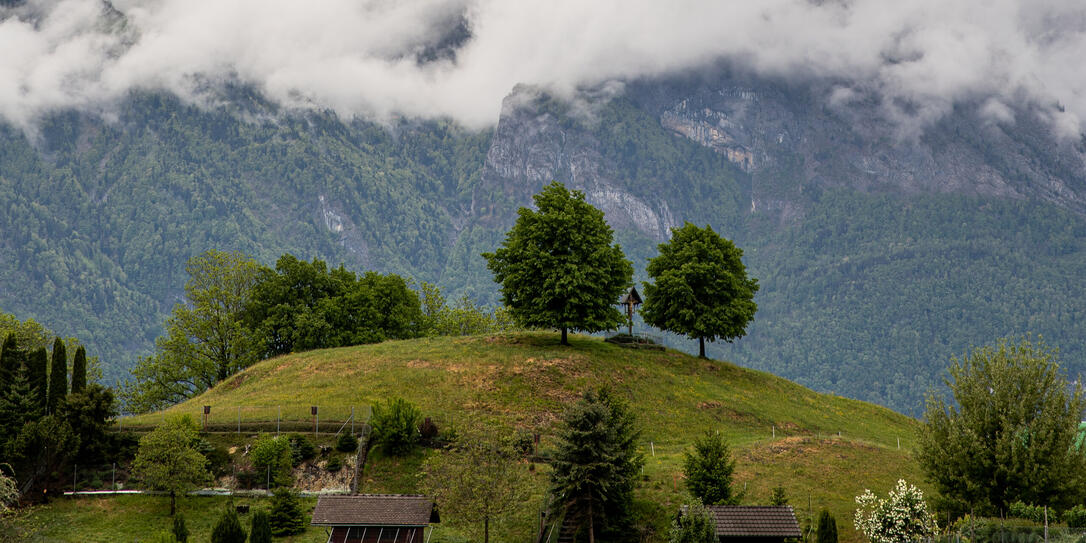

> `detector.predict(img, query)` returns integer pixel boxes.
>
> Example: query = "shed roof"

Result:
[705,506,802,538]
[311,494,439,527]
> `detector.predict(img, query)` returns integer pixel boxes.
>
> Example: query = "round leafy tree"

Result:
[483,182,632,345]
[642,223,758,358]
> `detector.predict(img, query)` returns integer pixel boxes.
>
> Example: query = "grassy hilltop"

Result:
[16,332,924,542]
[146,332,922,540]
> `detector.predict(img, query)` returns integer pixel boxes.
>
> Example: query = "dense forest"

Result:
[2,87,1085,414]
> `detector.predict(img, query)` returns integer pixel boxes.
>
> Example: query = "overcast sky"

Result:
[2,0,1085,133]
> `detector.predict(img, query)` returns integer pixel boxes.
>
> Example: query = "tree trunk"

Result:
[561,328,568,345]
[699,337,706,358]
[587,499,594,543]
[170,491,176,516]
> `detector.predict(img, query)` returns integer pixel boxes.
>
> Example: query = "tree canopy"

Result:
[917,337,1086,515]
[682,431,739,506]
[642,223,758,358]
[483,182,632,345]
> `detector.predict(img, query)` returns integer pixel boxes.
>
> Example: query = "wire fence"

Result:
[931,527,1086,543]
[117,404,371,435]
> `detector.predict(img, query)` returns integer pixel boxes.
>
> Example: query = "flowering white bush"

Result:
[854,479,938,543]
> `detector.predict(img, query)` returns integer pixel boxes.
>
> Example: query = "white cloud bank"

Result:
[2,0,1086,131]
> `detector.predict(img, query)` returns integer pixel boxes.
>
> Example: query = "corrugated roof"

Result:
[311,494,439,527]
[706,505,802,538]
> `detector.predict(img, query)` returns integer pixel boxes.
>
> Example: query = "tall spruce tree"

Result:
[0,365,38,441]
[70,345,87,394]
[550,388,643,543]
[47,337,67,414]
[26,347,48,416]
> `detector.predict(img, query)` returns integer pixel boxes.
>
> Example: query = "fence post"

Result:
[73,464,77,492]
[311,406,318,437]
[277,406,281,436]
[237,406,241,435]
[112,462,116,491]
[351,406,355,435]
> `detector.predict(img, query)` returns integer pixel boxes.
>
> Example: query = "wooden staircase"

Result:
[555,511,580,543]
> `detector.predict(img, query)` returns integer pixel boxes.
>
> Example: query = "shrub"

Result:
[854,479,937,543]
[235,470,258,489]
[148,531,176,543]
[196,439,231,477]
[172,512,189,542]
[326,457,342,472]
[1008,501,1046,523]
[370,397,421,456]
[669,503,717,543]
[288,434,316,465]
[770,486,788,506]
[336,432,358,453]
[211,506,247,543]
[816,510,837,543]
[249,509,272,543]
[511,431,534,456]
[250,434,292,487]
[1065,505,1086,528]
[269,487,306,536]
[419,417,439,440]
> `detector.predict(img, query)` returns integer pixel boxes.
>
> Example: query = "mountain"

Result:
[3,72,1086,414]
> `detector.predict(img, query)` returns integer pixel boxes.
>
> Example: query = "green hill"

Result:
[125,332,924,543]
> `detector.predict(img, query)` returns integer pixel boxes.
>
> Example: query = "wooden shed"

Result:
[310,494,439,543]
[704,505,802,543]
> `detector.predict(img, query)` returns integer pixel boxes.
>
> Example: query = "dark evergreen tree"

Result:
[683,431,739,506]
[269,487,307,536]
[210,505,247,543]
[26,347,48,416]
[483,182,633,346]
[0,365,38,442]
[62,384,117,464]
[249,509,272,543]
[550,388,643,543]
[172,512,189,542]
[70,345,87,395]
[47,338,67,414]
[817,510,838,543]
[0,333,22,401]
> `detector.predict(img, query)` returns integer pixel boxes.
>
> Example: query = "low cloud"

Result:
[2,0,1085,132]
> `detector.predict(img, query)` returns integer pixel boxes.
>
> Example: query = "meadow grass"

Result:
[56,332,927,543]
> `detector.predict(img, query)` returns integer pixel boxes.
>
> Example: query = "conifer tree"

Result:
[250,509,272,543]
[26,347,48,416]
[210,505,247,543]
[0,333,21,400]
[70,345,87,394]
[173,512,190,542]
[269,487,306,536]
[816,509,838,543]
[47,338,67,414]
[0,366,39,440]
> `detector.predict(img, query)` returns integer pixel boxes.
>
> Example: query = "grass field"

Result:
[14,332,926,542]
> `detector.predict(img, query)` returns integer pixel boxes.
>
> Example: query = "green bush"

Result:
[1008,502,1047,523]
[370,397,421,456]
[816,510,837,543]
[326,457,342,472]
[288,434,316,465]
[336,432,358,453]
[1064,505,1086,528]
[669,503,717,543]
[210,506,247,543]
[269,487,307,536]
[148,531,176,543]
[249,509,272,543]
[172,512,189,542]
[250,434,292,487]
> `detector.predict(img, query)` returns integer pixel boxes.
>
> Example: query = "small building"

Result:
[310,494,440,543]
[705,505,802,543]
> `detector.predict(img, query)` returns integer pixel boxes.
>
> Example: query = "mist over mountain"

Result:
[4,1,1086,414]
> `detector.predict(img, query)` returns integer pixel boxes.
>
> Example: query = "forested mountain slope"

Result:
[3,74,1086,414]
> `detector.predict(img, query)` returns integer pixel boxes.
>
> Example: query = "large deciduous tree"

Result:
[483,182,632,346]
[123,250,261,412]
[550,388,643,543]
[641,223,758,358]
[421,432,533,543]
[131,415,209,515]
[918,337,1086,515]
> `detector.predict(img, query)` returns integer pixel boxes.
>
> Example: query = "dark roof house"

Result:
[704,505,802,543]
[311,494,439,543]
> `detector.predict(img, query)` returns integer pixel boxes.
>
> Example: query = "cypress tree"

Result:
[172,512,190,542]
[249,509,272,543]
[210,505,247,543]
[70,345,87,394]
[47,338,67,414]
[26,347,48,416]
[0,334,21,399]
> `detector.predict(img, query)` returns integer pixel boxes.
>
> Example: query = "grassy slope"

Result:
[40,333,924,542]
